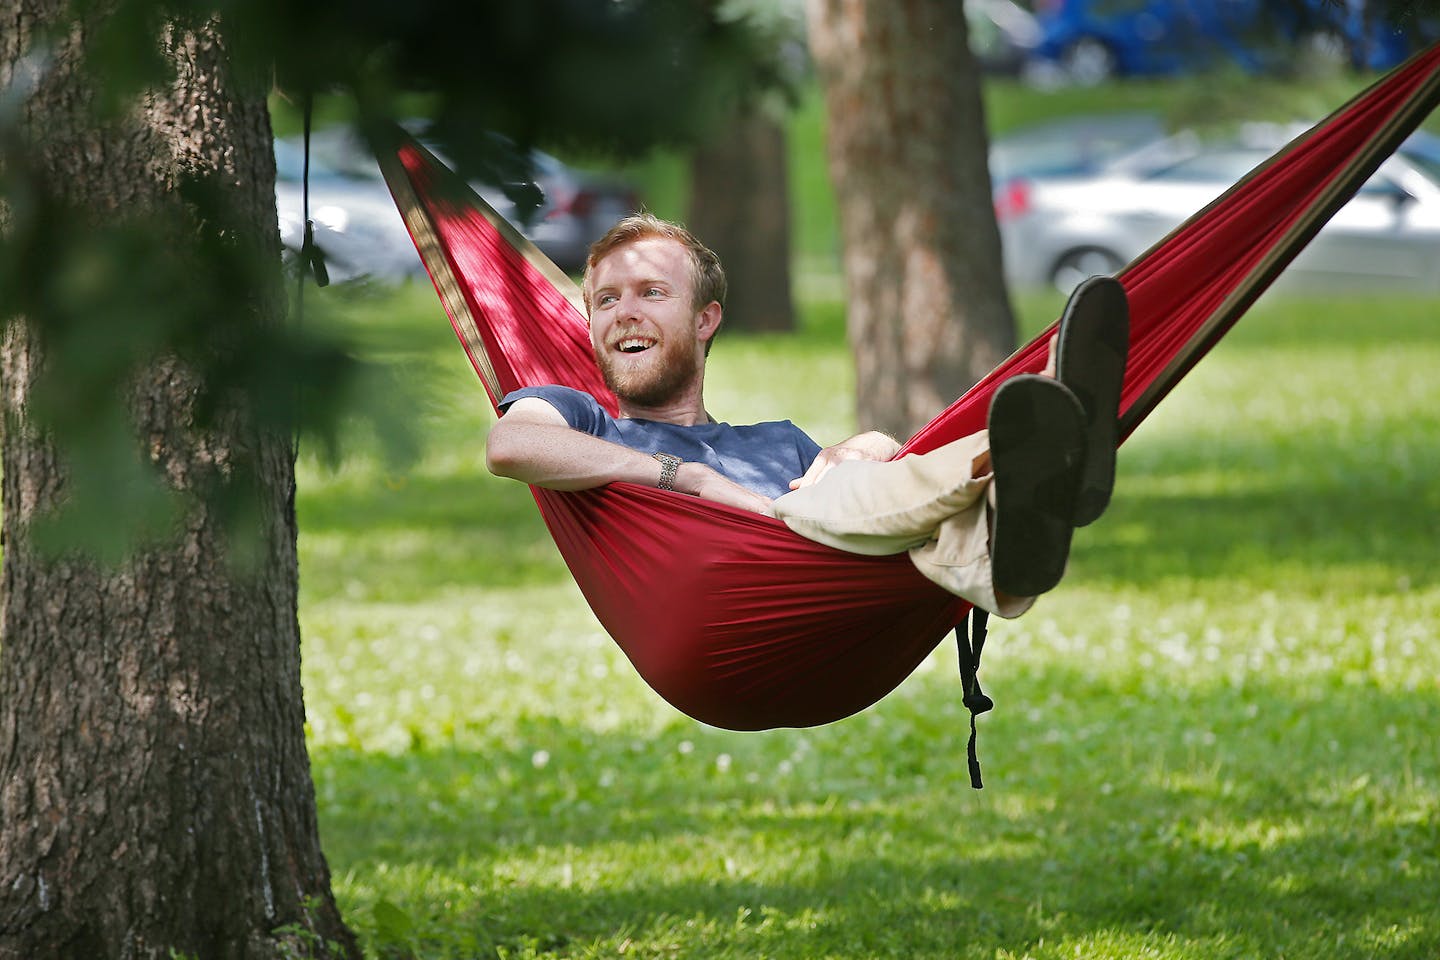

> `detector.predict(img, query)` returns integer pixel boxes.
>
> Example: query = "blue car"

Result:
[1025,0,1428,84]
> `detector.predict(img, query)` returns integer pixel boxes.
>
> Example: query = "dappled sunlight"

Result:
[294,285,1440,958]
[312,662,1439,956]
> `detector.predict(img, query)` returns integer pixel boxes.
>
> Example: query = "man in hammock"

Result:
[487,214,1129,618]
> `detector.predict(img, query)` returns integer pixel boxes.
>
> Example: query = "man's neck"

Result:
[616,367,710,424]
[617,393,710,426]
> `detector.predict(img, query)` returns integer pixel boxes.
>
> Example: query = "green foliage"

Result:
[271,896,352,960]
[296,285,1440,959]
[370,900,419,959]
[2,0,784,560]
[0,137,370,557]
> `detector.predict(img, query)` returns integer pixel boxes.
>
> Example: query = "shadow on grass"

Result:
[315,672,1440,958]
[1197,293,1440,350]
[299,469,544,537]
[1071,426,1440,594]
[296,472,570,597]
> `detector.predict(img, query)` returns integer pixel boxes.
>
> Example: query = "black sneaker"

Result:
[988,375,1087,599]
[1055,275,1130,527]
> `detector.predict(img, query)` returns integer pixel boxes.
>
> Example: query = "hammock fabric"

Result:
[377,45,1440,731]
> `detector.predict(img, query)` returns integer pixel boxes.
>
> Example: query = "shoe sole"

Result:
[1055,275,1130,527]
[988,375,1086,599]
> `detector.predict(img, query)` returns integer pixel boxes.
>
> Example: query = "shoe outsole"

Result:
[988,375,1087,599]
[1055,275,1130,527]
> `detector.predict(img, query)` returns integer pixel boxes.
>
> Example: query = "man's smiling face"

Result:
[587,237,716,409]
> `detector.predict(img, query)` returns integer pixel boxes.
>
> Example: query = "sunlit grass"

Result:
[294,277,1439,959]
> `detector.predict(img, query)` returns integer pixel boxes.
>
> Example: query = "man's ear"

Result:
[696,301,723,343]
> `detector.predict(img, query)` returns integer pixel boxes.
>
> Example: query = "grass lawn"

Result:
[295,281,1440,959]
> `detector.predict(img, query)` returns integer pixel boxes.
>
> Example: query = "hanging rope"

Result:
[955,609,992,789]
[297,93,328,293]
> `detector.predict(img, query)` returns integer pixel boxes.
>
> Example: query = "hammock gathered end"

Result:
[375,44,1440,731]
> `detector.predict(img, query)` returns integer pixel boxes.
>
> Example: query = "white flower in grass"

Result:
[716,753,732,774]
[532,749,550,769]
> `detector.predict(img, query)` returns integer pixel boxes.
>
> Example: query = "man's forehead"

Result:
[593,236,688,283]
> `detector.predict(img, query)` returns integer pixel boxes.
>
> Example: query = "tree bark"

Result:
[0,5,356,958]
[806,0,1017,437]
[688,107,796,333]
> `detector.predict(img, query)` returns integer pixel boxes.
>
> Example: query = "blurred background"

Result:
[273,0,1440,303]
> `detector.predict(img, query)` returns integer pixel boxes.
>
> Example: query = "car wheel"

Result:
[1062,37,1117,86]
[1049,248,1122,295]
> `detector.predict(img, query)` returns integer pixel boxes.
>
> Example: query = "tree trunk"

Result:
[688,107,796,333]
[0,6,356,959]
[806,0,1017,437]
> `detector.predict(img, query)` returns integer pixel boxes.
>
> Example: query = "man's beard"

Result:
[595,335,702,409]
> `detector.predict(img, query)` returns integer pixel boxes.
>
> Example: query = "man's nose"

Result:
[616,291,645,320]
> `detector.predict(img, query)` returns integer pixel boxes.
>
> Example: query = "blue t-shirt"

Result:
[500,385,823,500]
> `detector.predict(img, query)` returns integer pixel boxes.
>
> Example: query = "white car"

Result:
[273,127,641,284]
[274,136,425,284]
[998,130,1440,294]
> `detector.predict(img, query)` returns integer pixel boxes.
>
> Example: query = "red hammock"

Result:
[378,46,1440,731]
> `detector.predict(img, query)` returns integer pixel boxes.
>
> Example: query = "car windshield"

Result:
[1142,141,1440,199]
[991,114,1166,180]
[1398,147,1440,185]
[1143,149,1268,184]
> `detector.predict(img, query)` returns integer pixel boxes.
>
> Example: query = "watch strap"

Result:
[652,452,681,491]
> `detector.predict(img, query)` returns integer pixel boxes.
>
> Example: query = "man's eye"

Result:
[644,287,663,297]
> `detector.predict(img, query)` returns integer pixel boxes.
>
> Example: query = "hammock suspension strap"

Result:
[298,94,329,290]
[955,607,992,790]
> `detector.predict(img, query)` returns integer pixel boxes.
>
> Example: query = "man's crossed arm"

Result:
[487,398,901,515]
[486,398,773,513]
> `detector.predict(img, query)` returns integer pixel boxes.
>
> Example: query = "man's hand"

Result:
[676,462,774,514]
[789,430,901,490]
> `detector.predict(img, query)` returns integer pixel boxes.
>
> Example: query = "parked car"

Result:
[1023,0,1424,86]
[514,149,642,273]
[273,126,641,283]
[998,129,1440,293]
[274,136,423,284]
[990,112,1170,183]
[989,112,1203,227]
[968,0,1043,75]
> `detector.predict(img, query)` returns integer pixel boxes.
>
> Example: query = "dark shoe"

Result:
[987,375,1087,599]
[1055,275,1130,527]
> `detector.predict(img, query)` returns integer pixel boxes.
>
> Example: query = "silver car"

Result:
[274,136,424,284]
[999,129,1440,294]
[274,128,640,283]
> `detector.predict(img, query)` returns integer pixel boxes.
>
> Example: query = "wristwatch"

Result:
[652,452,681,491]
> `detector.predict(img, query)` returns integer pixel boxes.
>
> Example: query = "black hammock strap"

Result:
[955,608,992,790]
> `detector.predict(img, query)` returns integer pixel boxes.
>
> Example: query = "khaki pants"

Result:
[770,431,1035,619]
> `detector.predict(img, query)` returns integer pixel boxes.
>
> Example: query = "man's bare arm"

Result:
[486,397,772,513]
[486,398,664,490]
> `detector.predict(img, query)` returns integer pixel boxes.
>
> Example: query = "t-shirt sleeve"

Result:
[498,385,610,436]
[786,422,824,475]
